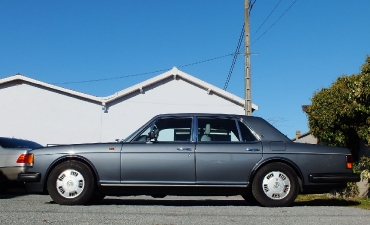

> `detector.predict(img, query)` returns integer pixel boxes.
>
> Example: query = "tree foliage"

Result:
[307,55,370,157]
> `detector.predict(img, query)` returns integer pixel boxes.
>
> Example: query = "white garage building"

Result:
[0,67,258,146]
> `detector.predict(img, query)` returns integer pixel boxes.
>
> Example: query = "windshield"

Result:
[0,138,43,149]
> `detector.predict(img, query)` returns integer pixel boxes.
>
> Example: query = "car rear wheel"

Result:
[47,160,95,205]
[252,162,299,207]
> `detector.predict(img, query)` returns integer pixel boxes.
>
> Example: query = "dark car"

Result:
[18,113,360,207]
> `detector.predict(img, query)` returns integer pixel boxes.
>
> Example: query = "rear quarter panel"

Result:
[262,142,351,185]
[0,147,27,167]
[0,147,28,181]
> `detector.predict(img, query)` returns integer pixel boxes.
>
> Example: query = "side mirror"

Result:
[146,128,159,142]
[147,131,155,140]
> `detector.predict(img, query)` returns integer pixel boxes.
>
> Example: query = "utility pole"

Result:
[244,0,252,115]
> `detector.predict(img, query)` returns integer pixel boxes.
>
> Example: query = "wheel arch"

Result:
[249,157,304,192]
[42,155,100,192]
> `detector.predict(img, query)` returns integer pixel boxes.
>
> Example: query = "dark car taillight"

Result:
[16,153,34,166]
[346,155,354,169]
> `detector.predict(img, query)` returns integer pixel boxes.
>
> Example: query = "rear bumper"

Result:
[18,172,41,182]
[308,173,361,183]
[0,167,25,181]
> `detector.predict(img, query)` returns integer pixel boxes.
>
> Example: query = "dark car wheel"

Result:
[88,192,106,204]
[241,187,259,205]
[252,162,299,207]
[47,160,95,205]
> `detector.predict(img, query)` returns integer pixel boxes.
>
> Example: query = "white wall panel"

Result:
[101,78,244,141]
[0,82,102,145]
[1,77,245,145]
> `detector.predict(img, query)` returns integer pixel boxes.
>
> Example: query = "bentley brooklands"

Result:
[18,113,360,207]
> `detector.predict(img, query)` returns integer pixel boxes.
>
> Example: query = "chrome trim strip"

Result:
[100,184,247,187]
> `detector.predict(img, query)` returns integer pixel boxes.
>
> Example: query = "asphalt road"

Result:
[0,193,369,225]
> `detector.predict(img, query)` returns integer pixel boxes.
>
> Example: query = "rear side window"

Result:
[197,117,240,142]
[238,121,258,142]
[0,138,42,149]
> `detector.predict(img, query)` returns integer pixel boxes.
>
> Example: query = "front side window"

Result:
[132,117,192,142]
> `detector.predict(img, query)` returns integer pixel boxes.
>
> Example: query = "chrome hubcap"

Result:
[262,171,291,200]
[56,169,84,198]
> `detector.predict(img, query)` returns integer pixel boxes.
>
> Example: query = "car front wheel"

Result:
[47,160,95,205]
[252,162,299,207]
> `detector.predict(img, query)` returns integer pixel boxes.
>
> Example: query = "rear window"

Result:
[0,138,43,149]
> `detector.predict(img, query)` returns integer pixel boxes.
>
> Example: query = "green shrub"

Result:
[341,156,370,198]
[357,156,370,180]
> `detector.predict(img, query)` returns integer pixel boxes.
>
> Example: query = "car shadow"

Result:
[79,197,361,207]
[293,198,361,207]
[0,183,29,199]
[94,198,253,206]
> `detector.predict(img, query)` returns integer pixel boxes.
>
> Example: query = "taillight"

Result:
[16,153,34,166]
[346,155,353,169]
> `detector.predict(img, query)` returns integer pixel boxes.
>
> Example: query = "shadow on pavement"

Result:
[88,197,361,207]
[0,182,29,199]
[95,198,253,206]
[293,198,361,207]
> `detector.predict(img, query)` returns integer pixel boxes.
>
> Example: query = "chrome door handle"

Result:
[177,147,191,151]
[246,148,260,152]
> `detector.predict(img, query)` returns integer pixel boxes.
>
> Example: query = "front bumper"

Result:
[18,172,41,182]
[308,173,361,183]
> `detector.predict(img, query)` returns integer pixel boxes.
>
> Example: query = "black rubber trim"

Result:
[308,173,360,183]
[18,172,41,182]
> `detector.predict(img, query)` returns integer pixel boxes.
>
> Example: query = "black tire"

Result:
[0,183,7,194]
[47,160,95,205]
[151,195,166,198]
[241,190,259,205]
[252,162,299,207]
[88,192,106,204]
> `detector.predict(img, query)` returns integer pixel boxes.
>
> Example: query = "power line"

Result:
[178,53,234,69]
[224,0,256,91]
[251,0,298,45]
[249,0,257,14]
[52,0,297,86]
[223,24,245,90]
[252,0,282,36]
[52,53,233,85]
[224,0,297,91]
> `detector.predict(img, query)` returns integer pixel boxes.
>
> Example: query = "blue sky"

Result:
[1,0,369,138]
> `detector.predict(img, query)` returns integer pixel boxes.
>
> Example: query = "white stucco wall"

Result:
[293,134,318,144]
[1,76,247,146]
[0,82,102,145]
[101,77,245,142]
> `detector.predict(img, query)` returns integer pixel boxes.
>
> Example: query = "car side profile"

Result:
[18,113,360,207]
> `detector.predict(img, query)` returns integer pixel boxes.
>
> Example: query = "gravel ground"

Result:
[0,194,369,225]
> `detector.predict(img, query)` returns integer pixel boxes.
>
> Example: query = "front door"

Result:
[120,117,195,184]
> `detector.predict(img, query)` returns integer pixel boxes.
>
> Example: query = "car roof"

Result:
[150,113,290,142]
[154,113,258,118]
[0,137,43,149]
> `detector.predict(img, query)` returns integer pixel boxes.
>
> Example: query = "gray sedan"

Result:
[18,113,360,207]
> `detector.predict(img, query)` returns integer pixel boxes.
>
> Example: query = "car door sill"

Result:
[100,183,247,187]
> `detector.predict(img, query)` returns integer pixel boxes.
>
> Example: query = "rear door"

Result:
[195,116,262,185]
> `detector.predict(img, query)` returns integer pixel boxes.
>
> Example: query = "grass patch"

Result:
[294,194,370,210]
